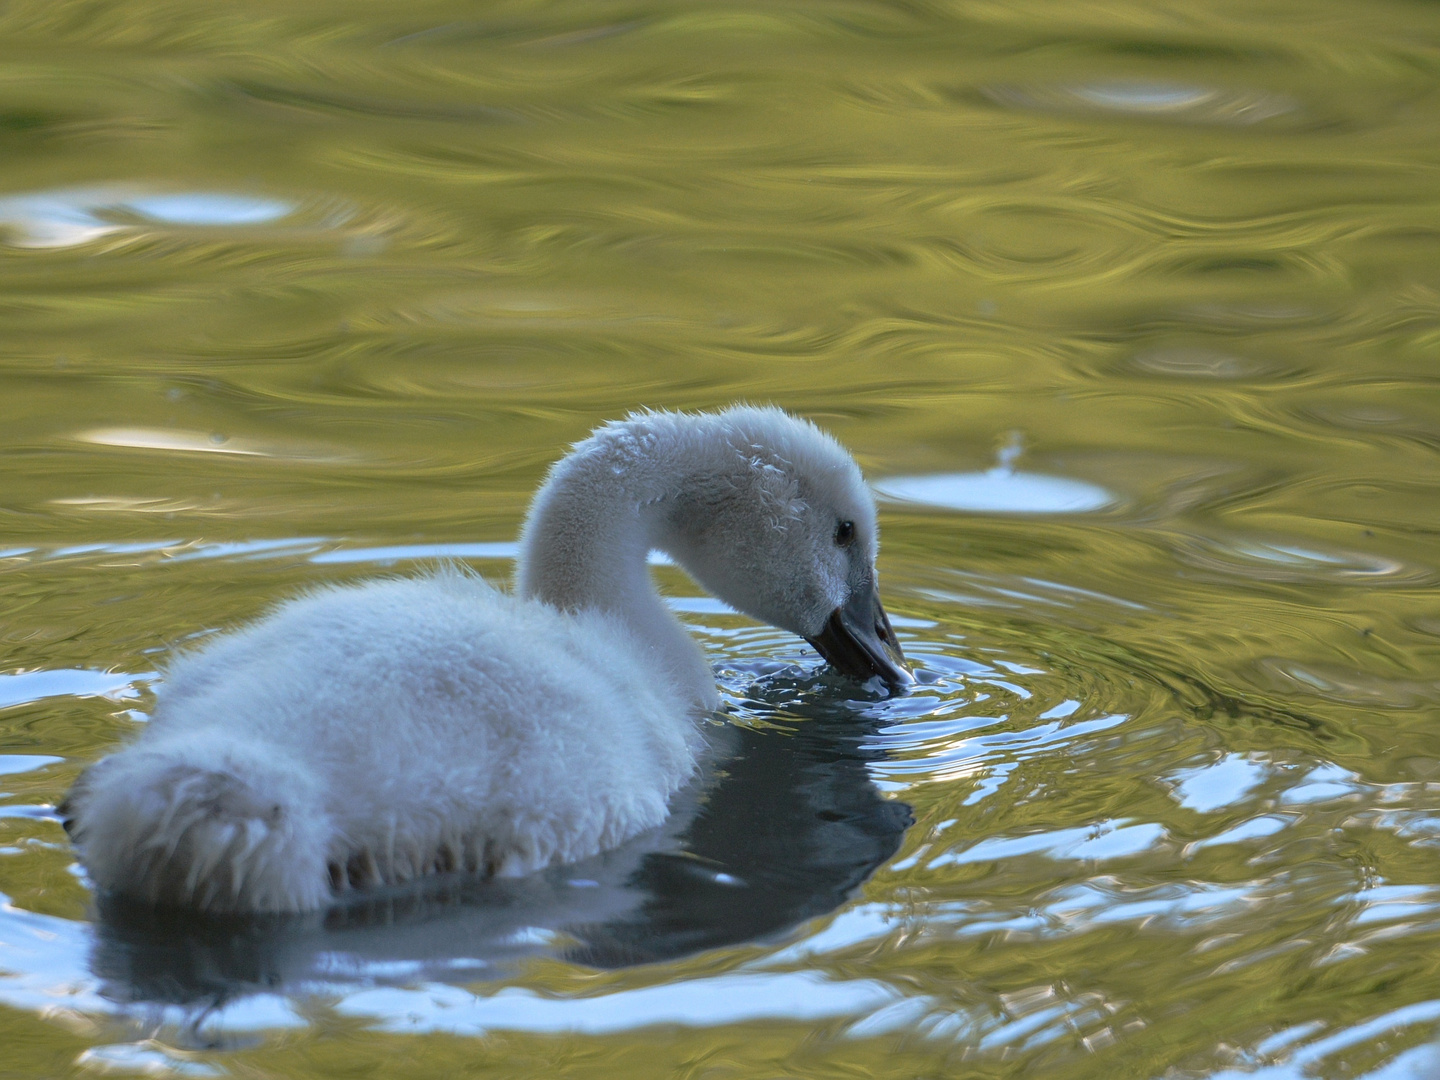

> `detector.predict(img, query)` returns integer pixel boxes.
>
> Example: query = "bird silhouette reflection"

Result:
[89,673,912,1006]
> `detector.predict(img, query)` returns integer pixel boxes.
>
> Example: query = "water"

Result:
[3,0,1440,1076]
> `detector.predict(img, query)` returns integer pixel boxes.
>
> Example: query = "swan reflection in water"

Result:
[88,671,911,1005]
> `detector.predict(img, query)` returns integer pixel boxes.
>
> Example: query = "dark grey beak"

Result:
[805,577,915,689]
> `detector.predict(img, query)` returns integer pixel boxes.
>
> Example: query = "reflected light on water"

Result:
[0,756,64,777]
[1,0,1439,1075]
[982,81,1297,125]
[75,428,359,465]
[874,470,1114,514]
[873,435,1114,514]
[1072,83,1218,111]
[0,669,146,710]
[336,971,904,1036]
[0,187,293,248]
[1169,754,1269,814]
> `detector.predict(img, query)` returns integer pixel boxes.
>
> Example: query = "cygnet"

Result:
[63,406,912,913]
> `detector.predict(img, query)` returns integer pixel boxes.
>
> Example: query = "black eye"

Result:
[834,520,855,546]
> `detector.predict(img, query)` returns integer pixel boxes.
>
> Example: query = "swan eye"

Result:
[834,520,855,546]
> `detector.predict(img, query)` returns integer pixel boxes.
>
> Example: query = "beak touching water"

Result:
[805,577,915,690]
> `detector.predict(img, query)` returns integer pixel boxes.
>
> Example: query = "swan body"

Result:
[64,406,910,913]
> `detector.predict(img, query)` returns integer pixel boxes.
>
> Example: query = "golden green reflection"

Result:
[3,0,1440,1077]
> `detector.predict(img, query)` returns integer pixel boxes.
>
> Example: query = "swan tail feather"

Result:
[64,740,333,913]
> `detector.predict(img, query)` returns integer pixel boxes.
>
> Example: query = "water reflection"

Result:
[0,187,293,248]
[3,0,1440,1072]
[86,692,910,1005]
[77,1042,224,1077]
[0,669,145,709]
[981,82,1297,126]
[1128,347,1276,380]
[76,428,359,465]
[1169,754,1268,813]
[335,970,903,1037]
[874,470,1113,515]
[1171,532,1414,584]
[873,437,1114,514]
[0,755,64,777]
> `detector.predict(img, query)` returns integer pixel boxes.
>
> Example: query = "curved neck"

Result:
[515,427,717,712]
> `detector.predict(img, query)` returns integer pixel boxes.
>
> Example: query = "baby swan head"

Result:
[655,406,914,689]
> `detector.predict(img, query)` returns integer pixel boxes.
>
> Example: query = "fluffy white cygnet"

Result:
[64,406,911,913]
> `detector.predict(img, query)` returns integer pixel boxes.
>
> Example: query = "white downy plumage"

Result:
[64,406,911,913]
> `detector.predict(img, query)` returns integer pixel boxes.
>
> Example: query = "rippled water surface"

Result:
[4,1,1440,1077]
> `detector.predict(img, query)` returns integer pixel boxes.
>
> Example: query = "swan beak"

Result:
[806,579,915,689]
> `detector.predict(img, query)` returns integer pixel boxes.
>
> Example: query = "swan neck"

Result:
[516,429,716,711]
[516,458,658,613]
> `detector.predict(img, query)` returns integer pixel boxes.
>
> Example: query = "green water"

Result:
[4,0,1440,1076]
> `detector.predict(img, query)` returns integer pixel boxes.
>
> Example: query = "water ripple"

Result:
[0,669,145,710]
[334,972,904,1036]
[980,79,1299,125]
[1,0,1439,1073]
[874,470,1115,515]
[1170,532,1420,585]
[0,187,293,249]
